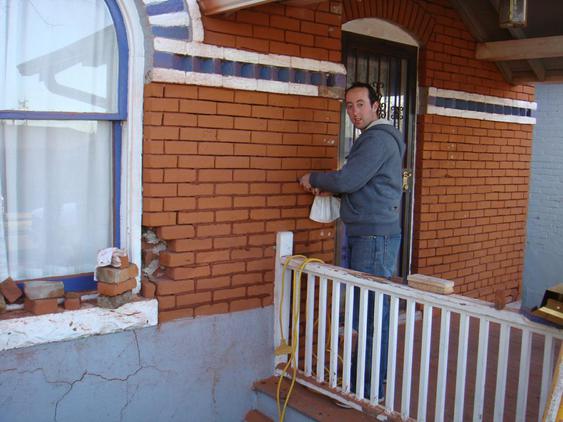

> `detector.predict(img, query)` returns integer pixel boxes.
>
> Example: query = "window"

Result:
[0,0,128,291]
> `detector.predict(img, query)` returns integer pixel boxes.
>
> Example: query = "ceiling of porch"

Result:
[197,0,563,85]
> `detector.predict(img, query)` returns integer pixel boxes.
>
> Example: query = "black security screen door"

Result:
[340,32,418,279]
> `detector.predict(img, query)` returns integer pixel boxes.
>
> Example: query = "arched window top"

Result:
[0,0,128,117]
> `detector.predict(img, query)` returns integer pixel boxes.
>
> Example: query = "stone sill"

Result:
[0,297,158,351]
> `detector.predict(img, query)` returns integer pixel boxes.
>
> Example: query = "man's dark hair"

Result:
[345,82,381,105]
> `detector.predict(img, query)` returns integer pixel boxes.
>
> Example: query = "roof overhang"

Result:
[450,0,563,84]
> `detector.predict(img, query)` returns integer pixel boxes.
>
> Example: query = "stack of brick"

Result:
[23,281,64,315]
[95,261,139,309]
[0,277,23,313]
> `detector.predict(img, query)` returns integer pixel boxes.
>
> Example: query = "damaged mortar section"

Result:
[141,228,167,279]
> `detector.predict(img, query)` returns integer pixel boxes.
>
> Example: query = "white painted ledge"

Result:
[0,298,158,351]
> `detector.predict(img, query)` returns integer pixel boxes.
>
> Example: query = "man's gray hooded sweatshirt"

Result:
[310,120,405,236]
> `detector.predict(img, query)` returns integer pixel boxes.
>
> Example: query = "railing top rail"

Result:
[281,255,563,339]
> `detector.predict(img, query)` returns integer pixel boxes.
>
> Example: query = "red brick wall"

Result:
[142,0,536,322]
[142,84,340,322]
[202,1,341,62]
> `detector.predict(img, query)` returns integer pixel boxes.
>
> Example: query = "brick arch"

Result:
[342,0,435,47]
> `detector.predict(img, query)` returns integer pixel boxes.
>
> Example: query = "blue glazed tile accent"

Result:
[154,51,192,72]
[152,26,190,40]
[146,0,185,15]
[310,72,322,86]
[278,67,289,82]
[430,95,532,118]
[455,99,467,110]
[196,57,215,74]
[222,61,235,76]
[335,74,347,88]
[259,65,272,80]
[241,63,256,78]
[294,69,306,84]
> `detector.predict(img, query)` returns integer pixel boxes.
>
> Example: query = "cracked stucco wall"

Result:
[0,307,273,422]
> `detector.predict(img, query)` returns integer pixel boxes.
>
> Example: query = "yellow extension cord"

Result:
[276,255,324,422]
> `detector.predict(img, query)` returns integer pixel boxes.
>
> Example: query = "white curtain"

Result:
[0,0,118,280]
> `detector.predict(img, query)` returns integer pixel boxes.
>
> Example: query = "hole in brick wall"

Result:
[141,227,167,278]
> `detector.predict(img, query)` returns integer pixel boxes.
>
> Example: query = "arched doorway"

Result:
[340,18,419,279]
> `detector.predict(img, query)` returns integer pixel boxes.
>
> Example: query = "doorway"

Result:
[339,31,418,280]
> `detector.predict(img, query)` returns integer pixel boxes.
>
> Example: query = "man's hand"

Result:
[299,173,320,195]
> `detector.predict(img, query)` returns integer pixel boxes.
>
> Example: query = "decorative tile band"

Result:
[142,0,347,97]
[422,87,537,124]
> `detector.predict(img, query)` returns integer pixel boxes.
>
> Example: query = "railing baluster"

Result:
[473,319,490,421]
[304,273,315,376]
[417,304,433,422]
[316,277,328,383]
[453,313,469,422]
[274,232,293,368]
[401,299,416,419]
[493,324,510,422]
[356,287,369,399]
[342,284,355,393]
[435,309,451,422]
[539,335,554,422]
[329,280,341,389]
[385,295,400,410]
[369,291,384,405]
[293,270,301,370]
[515,329,532,421]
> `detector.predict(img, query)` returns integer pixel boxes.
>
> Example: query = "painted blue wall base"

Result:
[0,307,273,422]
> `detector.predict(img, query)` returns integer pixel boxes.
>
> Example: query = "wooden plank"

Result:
[539,336,555,421]
[274,232,293,368]
[516,329,532,421]
[542,345,563,422]
[385,296,400,410]
[476,36,563,61]
[418,304,433,422]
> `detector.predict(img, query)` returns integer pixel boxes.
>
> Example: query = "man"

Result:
[299,82,404,401]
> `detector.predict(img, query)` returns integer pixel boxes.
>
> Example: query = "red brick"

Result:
[153,278,195,295]
[142,212,176,227]
[24,298,59,315]
[166,265,211,280]
[179,99,217,114]
[160,251,195,267]
[197,223,231,237]
[195,302,229,317]
[178,211,214,224]
[159,307,194,323]
[214,287,246,301]
[164,169,196,183]
[163,197,196,211]
[98,278,137,297]
[177,291,213,307]
[199,87,234,102]
[64,293,81,310]
[212,262,245,276]
[164,85,198,99]
[196,249,230,264]
[156,225,195,240]
[0,277,23,303]
[158,295,176,310]
[169,238,213,252]
[230,298,262,312]
[141,279,156,298]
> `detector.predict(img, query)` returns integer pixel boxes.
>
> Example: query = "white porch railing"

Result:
[273,232,563,421]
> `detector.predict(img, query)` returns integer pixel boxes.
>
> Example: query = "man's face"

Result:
[345,87,379,131]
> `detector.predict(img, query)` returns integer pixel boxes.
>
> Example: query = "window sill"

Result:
[0,296,158,351]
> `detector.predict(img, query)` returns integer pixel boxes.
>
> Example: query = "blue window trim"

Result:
[1,0,128,292]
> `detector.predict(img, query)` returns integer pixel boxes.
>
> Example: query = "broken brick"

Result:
[97,278,136,297]
[64,292,81,310]
[24,298,59,315]
[0,277,23,303]
[141,279,156,299]
[96,264,139,284]
[0,295,5,313]
[97,290,132,309]
[24,281,64,300]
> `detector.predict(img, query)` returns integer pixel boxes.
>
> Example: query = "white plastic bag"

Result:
[309,195,340,223]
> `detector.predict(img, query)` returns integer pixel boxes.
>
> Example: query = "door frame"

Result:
[341,32,418,280]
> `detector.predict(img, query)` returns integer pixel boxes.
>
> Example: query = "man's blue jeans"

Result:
[347,233,401,399]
